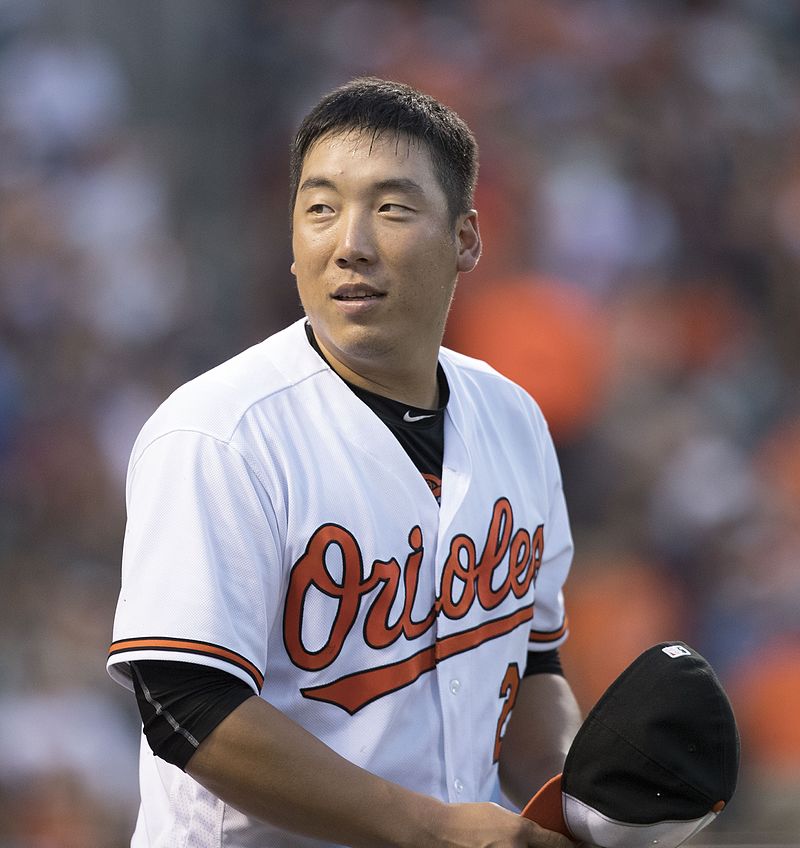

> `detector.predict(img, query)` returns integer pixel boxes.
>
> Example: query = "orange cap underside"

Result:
[520,773,571,838]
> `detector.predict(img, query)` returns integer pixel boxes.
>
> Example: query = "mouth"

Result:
[331,284,386,302]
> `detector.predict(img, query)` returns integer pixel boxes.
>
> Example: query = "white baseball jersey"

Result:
[108,317,573,848]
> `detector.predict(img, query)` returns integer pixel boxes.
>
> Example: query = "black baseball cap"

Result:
[522,642,740,848]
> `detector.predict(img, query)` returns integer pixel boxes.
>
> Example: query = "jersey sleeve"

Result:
[529,423,573,651]
[107,430,283,695]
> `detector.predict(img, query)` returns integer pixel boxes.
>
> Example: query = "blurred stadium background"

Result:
[1,0,799,844]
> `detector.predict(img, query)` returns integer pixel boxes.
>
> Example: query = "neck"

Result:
[314,334,440,409]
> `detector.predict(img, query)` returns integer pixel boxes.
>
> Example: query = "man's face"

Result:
[291,130,479,383]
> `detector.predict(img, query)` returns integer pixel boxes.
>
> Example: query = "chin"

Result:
[326,323,397,363]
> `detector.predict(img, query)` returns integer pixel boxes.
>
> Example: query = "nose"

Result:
[335,210,376,268]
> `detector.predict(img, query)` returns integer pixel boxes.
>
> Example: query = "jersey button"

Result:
[454,778,464,794]
[449,679,461,694]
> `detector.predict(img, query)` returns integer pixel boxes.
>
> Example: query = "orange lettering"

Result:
[476,498,514,610]
[398,527,438,640]
[362,527,437,648]
[283,524,364,671]
[362,558,403,648]
[283,504,546,704]
[527,524,544,594]
[439,534,477,619]
[493,663,521,762]
[509,528,532,598]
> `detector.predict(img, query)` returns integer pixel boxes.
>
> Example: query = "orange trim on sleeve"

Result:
[108,637,264,690]
[529,616,568,644]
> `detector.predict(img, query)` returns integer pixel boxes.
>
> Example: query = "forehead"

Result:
[299,130,442,193]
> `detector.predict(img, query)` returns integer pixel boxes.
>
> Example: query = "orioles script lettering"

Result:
[282,497,544,714]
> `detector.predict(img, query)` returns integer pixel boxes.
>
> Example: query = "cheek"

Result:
[293,228,334,269]
[402,237,457,290]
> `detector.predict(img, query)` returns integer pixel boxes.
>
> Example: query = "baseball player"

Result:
[108,77,582,847]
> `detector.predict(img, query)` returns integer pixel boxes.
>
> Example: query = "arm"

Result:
[498,673,583,810]
[186,695,574,848]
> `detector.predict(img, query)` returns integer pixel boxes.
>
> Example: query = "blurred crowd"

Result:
[1,1,799,844]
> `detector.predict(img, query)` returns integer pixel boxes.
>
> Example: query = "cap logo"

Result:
[662,645,691,658]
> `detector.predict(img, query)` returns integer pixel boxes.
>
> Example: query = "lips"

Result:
[332,284,385,301]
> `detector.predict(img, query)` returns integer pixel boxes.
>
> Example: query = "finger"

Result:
[526,823,576,848]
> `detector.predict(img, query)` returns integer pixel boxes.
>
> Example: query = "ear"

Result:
[456,210,481,273]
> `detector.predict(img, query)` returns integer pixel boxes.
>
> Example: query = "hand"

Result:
[433,802,575,848]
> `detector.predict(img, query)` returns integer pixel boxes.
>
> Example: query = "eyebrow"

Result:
[298,177,338,194]
[298,176,426,197]
[372,178,426,197]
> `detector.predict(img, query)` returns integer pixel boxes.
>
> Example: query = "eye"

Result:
[379,203,412,214]
[308,203,333,215]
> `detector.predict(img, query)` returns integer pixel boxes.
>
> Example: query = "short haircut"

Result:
[290,77,478,223]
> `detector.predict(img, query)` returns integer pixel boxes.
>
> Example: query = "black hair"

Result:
[290,77,478,223]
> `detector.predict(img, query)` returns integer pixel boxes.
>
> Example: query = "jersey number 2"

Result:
[493,662,520,763]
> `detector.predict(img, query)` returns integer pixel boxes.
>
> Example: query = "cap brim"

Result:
[520,773,571,838]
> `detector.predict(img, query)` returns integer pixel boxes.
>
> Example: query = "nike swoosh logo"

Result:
[403,411,435,423]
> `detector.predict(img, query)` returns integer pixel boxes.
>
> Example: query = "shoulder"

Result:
[439,345,546,422]
[131,320,325,460]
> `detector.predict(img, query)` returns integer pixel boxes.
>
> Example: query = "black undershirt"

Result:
[304,321,447,503]
[130,325,562,770]
[131,660,253,770]
[132,649,563,770]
